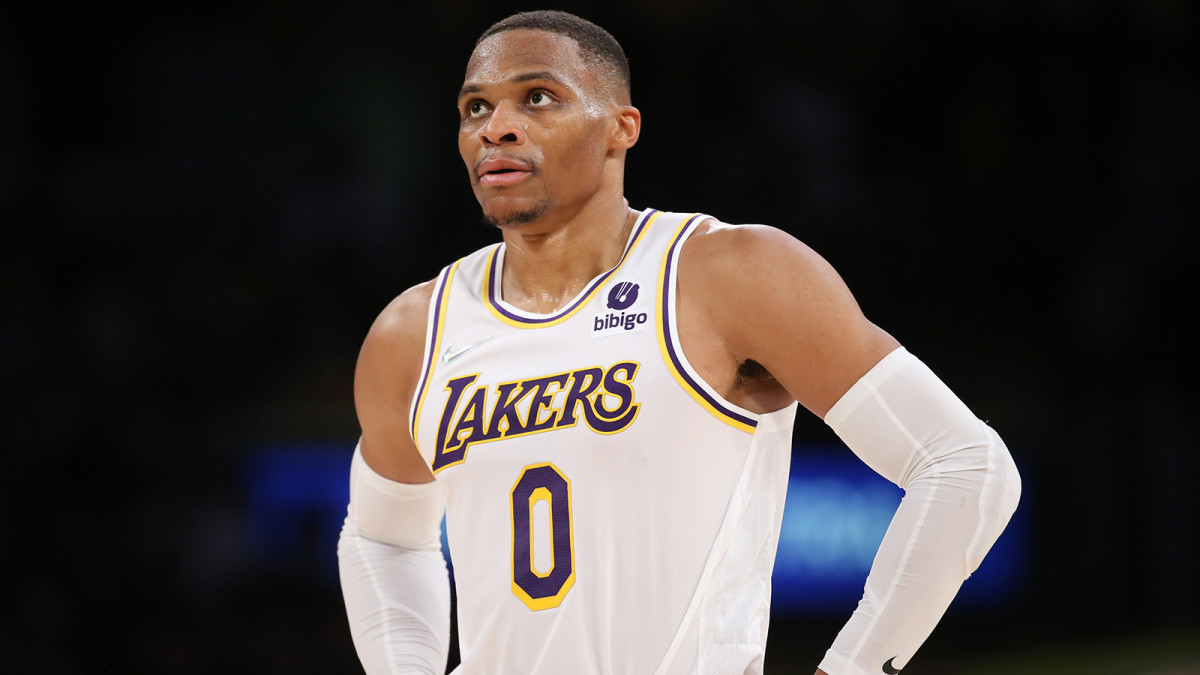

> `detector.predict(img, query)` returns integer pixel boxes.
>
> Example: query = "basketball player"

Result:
[338,10,1020,675]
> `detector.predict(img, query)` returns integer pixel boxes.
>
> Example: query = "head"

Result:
[458,11,640,229]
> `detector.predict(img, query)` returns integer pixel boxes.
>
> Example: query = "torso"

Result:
[408,209,797,674]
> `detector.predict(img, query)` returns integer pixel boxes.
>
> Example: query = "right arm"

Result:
[337,280,451,675]
[355,281,440,484]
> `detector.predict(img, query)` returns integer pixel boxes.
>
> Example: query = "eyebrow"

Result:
[458,70,566,99]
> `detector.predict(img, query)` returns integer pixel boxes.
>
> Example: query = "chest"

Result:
[416,281,668,468]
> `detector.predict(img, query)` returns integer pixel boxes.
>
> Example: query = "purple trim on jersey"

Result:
[410,264,453,434]
[485,209,659,325]
[660,215,759,430]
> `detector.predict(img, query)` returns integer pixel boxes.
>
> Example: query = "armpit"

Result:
[734,358,774,388]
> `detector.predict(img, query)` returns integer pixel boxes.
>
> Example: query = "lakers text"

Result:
[431,362,641,471]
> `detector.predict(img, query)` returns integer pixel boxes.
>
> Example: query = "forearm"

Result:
[338,445,451,675]
[338,529,450,674]
[819,348,1021,674]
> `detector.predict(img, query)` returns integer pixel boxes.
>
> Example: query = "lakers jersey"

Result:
[409,209,798,674]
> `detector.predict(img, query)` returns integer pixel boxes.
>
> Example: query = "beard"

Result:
[481,199,552,229]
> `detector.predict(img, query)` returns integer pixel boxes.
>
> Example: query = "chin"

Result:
[481,200,552,229]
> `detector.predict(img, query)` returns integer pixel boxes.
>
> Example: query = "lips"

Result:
[477,157,533,186]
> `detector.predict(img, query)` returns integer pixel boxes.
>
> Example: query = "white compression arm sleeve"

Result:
[337,444,450,675]
[817,348,1021,675]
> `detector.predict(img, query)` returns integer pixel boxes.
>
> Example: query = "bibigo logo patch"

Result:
[592,281,649,338]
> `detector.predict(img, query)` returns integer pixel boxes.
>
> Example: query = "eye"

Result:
[465,100,491,118]
[528,90,554,107]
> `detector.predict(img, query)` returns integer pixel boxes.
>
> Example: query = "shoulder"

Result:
[677,216,899,417]
[679,218,844,303]
[367,279,438,345]
[357,278,439,386]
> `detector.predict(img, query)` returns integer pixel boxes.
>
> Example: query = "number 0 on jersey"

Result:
[511,463,576,610]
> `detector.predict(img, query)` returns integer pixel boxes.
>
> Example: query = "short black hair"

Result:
[477,10,631,98]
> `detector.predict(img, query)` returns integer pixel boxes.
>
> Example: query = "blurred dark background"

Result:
[2,0,1197,673]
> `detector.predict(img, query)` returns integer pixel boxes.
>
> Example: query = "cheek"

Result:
[458,131,474,166]
[555,122,607,169]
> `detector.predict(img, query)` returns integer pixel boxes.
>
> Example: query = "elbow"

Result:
[961,423,1021,573]
[993,425,1022,524]
[962,422,1022,525]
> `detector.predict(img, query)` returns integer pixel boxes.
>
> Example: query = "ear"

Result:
[611,105,641,150]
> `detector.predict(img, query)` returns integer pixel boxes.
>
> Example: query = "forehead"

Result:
[463,29,590,91]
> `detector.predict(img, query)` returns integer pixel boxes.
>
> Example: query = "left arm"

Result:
[681,223,1020,674]
[813,345,1020,675]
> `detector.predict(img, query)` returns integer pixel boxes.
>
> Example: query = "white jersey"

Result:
[409,209,798,674]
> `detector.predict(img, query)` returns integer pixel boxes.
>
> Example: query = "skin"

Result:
[355,28,899,674]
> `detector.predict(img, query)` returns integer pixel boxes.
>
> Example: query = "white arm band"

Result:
[817,348,1021,675]
[337,444,450,675]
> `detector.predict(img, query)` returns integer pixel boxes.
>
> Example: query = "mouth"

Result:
[477,157,534,186]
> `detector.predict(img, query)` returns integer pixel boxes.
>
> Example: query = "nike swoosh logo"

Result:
[883,657,901,674]
[442,335,495,364]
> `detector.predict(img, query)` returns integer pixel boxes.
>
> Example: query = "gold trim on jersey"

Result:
[656,215,758,434]
[410,261,460,455]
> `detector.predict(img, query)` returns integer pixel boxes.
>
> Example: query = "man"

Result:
[338,10,1020,675]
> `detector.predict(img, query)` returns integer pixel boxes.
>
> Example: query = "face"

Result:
[457,29,627,229]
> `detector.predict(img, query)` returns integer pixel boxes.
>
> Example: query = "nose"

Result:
[479,101,526,146]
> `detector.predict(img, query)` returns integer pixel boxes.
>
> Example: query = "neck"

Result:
[498,194,638,314]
